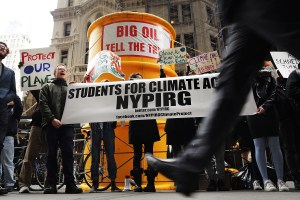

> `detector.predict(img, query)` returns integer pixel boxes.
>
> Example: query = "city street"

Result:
[2,188,300,200]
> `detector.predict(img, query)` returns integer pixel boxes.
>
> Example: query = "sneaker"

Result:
[19,186,30,193]
[277,180,289,192]
[264,180,277,192]
[253,180,263,190]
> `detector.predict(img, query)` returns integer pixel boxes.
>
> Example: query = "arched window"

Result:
[87,21,91,31]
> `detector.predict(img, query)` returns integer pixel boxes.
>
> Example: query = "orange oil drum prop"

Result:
[83,12,177,190]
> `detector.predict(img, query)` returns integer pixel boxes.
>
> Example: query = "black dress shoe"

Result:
[44,185,57,194]
[111,185,122,192]
[217,179,230,191]
[145,153,198,196]
[207,180,217,191]
[0,187,8,195]
[65,182,83,194]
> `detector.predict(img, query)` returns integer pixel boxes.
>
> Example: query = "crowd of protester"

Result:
[1,38,300,196]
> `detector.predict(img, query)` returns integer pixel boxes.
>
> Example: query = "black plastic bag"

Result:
[231,163,253,190]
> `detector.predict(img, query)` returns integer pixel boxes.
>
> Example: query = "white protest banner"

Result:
[86,50,124,82]
[158,46,187,65]
[61,73,257,124]
[103,21,172,58]
[270,51,300,78]
[20,47,56,91]
[188,51,221,74]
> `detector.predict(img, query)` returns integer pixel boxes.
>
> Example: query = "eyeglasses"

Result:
[56,67,66,72]
[0,45,7,50]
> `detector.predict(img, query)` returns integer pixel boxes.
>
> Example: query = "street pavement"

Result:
[2,188,300,200]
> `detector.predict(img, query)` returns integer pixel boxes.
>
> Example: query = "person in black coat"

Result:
[246,70,289,191]
[165,118,198,158]
[0,95,22,191]
[128,72,160,192]
[285,64,300,189]
[159,63,199,158]
[146,0,300,195]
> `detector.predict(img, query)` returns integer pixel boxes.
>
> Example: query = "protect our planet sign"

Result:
[20,47,56,91]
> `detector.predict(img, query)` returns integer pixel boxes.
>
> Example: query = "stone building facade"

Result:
[51,0,218,81]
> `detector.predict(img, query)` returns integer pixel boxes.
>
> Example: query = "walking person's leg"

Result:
[267,137,289,191]
[1,136,15,191]
[43,125,59,194]
[214,143,229,191]
[147,1,300,196]
[19,126,43,192]
[103,128,121,192]
[59,126,82,194]
[143,143,157,192]
[147,24,272,195]
[90,127,101,192]
[131,143,143,192]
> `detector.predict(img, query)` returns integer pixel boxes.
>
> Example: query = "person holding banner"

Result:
[146,0,300,196]
[128,72,160,192]
[88,79,122,193]
[39,64,82,194]
[0,41,16,195]
[18,90,46,193]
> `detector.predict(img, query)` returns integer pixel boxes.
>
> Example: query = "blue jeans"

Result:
[0,136,15,187]
[0,110,8,154]
[90,128,117,181]
[253,137,284,182]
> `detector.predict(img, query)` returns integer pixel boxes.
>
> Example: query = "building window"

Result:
[95,13,103,20]
[84,48,89,64]
[68,0,74,7]
[61,50,68,65]
[206,6,216,27]
[210,35,217,51]
[182,4,192,24]
[64,22,71,37]
[169,4,179,24]
[184,33,195,57]
[87,22,91,31]
[174,35,181,48]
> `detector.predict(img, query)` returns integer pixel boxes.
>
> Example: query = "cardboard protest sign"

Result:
[188,51,221,74]
[102,22,172,58]
[20,47,56,91]
[61,73,256,124]
[158,46,187,65]
[270,52,300,78]
[86,50,124,82]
